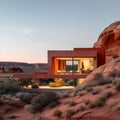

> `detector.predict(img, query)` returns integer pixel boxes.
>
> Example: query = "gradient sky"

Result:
[0,0,120,63]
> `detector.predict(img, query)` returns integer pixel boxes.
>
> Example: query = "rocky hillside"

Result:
[94,21,120,57]
[84,55,120,83]
[0,62,48,72]
[1,56,119,120]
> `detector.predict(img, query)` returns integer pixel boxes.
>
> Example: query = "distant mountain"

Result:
[0,62,48,73]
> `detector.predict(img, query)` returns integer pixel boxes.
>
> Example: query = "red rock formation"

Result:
[83,56,120,84]
[94,21,120,56]
[8,67,23,73]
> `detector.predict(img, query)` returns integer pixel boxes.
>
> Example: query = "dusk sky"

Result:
[0,0,120,63]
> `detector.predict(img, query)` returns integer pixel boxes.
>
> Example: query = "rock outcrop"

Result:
[94,21,120,56]
[83,56,120,83]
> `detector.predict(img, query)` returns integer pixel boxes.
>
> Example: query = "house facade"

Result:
[13,48,105,86]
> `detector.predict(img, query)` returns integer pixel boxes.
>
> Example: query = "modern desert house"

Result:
[13,47,105,86]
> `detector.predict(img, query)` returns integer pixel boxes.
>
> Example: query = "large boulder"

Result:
[94,21,120,56]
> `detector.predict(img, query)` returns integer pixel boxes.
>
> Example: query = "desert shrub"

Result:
[0,99,4,106]
[112,80,118,85]
[0,115,4,120]
[117,71,120,77]
[74,86,85,94]
[86,73,111,86]
[18,92,33,104]
[88,102,96,109]
[18,78,33,87]
[64,109,75,119]
[94,98,105,107]
[109,69,120,78]
[91,88,101,95]
[53,109,62,118]
[93,73,103,80]
[0,81,20,95]
[69,101,77,107]
[64,79,77,86]
[105,85,111,89]
[84,99,91,105]
[73,91,78,97]
[49,101,60,108]
[9,102,22,108]
[7,115,18,119]
[98,91,112,102]
[31,94,48,113]
[115,82,120,92]
[79,105,85,111]
[58,92,70,98]
[86,87,93,92]
[73,86,86,96]
[78,92,85,97]
[64,100,71,105]
[31,84,39,88]
[112,54,119,59]
[31,92,59,113]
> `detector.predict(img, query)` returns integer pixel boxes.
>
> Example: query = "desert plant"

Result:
[49,101,60,108]
[53,109,62,118]
[112,80,118,85]
[79,105,85,111]
[112,54,119,59]
[9,102,22,108]
[31,84,39,88]
[86,73,111,86]
[84,99,91,105]
[91,88,100,95]
[69,101,77,107]
[105,85,111,89]
[31,92,59,113]
[64,79,77,86]
[18,92,33,104]
[73,86,85,94]
[93,73,103,80]
[0,115,4,120]
[117,71,120,77]
[72,91,78,97]
[58,92,70,98]
[64,109,75,119]
[109,69,119,78]
[7,115,18,119]
[78,92,85,97]
[0,81,20,95]
[0,99,4,106]
[64,100,71,105]
[94,98,105,107]
[18,78,33,87]
[88,102,96,109]
[86,87,93,92]
[98,91,112,102]
[115,82,120,92]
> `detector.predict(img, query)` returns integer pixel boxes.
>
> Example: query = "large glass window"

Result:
[66,60,78,73]
[53,57,96,75]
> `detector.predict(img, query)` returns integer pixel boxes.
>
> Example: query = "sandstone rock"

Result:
[83,56,120,83]
[94,21,120,56]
